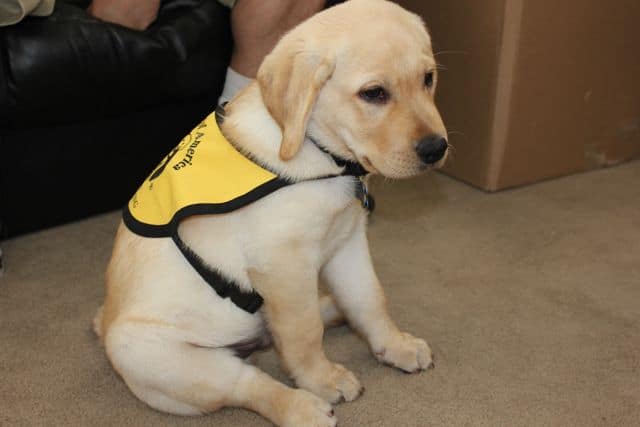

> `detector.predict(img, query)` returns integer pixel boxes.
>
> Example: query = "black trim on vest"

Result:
[123,176,291,238]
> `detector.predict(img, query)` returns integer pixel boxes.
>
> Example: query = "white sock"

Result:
[218,67,253,106]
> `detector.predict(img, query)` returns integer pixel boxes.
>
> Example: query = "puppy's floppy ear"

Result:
[257,41,335,161]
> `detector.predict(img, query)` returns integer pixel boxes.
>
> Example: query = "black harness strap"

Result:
[172,231,264,313]
[310,138,374,210]
[331,155,373,211]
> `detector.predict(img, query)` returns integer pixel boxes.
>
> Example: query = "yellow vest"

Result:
[123,111,290,238]
[120,108,370,313]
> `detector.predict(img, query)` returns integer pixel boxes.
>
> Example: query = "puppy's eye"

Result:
[358,86,389,104]
[425,72,434,89]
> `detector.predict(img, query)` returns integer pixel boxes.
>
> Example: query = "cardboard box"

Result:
[396,0,640,191]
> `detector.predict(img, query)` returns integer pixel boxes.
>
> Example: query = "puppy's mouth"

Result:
[359,156,380,174]
[371,152,437,179]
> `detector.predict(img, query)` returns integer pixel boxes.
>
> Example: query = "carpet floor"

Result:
[1,160,639,427]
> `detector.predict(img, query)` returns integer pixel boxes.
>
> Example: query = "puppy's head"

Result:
[257,0,448,179]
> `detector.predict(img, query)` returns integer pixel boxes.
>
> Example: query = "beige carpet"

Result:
[2,161,639,427]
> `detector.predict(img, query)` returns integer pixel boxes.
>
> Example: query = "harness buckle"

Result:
[355,177,369,209]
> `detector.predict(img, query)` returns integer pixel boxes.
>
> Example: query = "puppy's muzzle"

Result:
[416,135,448,165]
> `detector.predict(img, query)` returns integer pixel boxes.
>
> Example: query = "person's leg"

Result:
[219,0,326,104]
[87,0,161,31]
[230,0,326,78]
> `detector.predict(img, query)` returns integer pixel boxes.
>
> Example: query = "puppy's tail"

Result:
[92,305,104,339]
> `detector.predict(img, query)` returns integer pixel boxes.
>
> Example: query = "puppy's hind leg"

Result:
[104,320,337,426]
[231,359,338,427]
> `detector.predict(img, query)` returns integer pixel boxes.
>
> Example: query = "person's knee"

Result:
[232,0,325,41]
[230,0,326,76]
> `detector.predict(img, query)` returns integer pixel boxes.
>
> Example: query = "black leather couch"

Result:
[0,0,233,238]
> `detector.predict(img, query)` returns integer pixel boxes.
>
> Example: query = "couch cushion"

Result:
[0,0,232,129]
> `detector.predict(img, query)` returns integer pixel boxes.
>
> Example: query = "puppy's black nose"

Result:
[416,135,448,164]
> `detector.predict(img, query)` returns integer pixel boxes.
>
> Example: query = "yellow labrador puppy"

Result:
[94,0,448,426]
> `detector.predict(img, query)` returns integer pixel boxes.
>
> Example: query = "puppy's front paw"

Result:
[282,389,337,427]
[296,362,364,404]
[374,332,434,373]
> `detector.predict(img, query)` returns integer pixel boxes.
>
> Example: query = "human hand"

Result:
[87,0,161,31]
